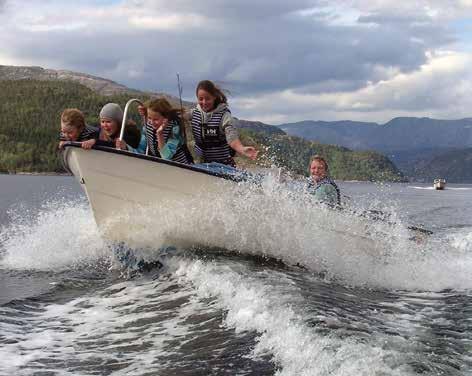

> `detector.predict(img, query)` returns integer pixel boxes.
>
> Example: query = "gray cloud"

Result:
[0,0,467,122]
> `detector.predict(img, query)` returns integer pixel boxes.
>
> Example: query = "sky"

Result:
[1,0,472,124]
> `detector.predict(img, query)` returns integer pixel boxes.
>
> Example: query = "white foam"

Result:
[448,230,472,252]
[409,186,472,191]
[0,199,108,270]
[408,186,435,190]
[2,179,472,290]
[105,179,472,291]
[175,258,410,376]
[0,276,206,375]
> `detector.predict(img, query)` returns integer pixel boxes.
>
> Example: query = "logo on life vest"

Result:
[202,123,219,140]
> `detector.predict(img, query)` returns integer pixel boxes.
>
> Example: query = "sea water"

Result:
[1,174,472,375]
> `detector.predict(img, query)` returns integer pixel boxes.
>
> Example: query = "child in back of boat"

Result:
[308,155,341,206]
[127,98,193,164]
[59,108,99,149]
[189,80,258,167]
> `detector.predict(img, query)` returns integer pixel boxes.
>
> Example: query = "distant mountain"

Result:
[413,148,472,183]
[233,118,286,136]
[279,117,472,152]
[279,117,472,181]
[0,65,138,96]
[0,64,189,106]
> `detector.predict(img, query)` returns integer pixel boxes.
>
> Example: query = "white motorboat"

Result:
[62,141,433,260]
[434,178,446,190]
[61,100,431,267]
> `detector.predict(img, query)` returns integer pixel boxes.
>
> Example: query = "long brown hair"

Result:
[146,97,186,137]
[196,80,227,107]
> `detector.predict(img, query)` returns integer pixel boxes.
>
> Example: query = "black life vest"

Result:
[191,107,235,165]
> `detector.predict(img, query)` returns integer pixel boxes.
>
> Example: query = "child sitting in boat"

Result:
[128,98,193,164]
[96,103,141,150]
[59,108,99,149]
[189,80,258,167]
[308,155,341,206]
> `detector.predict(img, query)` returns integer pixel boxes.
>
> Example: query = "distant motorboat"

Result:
[434,178,446,190]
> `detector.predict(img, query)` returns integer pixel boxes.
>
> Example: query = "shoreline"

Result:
[2,172,471,184]
[1,172,71,177]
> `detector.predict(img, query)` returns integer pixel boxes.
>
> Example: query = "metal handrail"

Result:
[119,98,144,141]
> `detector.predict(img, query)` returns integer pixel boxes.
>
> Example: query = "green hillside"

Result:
[0,79,146,172]
[413,148,472,183]
[0,79,403,181]
[240,131,404,181]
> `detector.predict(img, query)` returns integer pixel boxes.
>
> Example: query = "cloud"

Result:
[233,51,472,124]
[348,0,472,20]
[0,0,471,123]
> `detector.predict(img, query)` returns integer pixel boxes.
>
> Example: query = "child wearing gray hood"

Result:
[91,103,141,149]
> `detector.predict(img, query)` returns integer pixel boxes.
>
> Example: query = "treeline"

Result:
[0,79,403,181]
[0,80,146,172]
[240,131,404,181]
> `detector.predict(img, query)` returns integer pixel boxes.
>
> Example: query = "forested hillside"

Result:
[0,80,146,172]
[412,148,472,183]
[244,132,404,181]
[0,79,403,181]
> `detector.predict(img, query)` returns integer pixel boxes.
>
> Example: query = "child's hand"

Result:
[115,139,127,150]
[241,146,258,160]
[138,105,147,117]
[58,141,66,150]
[81,139,96,150]
[156,119,169,135]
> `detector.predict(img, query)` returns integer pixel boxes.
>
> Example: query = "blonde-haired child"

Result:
[59,108,98,149]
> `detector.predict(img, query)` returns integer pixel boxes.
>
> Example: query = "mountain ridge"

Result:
[0,64,192,106]
[0,77,403,181]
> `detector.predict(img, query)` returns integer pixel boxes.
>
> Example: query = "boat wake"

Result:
[409,186,472,191]
[2,177,472,376]
[2,182,472,291]
[0,198,108,271]
[408,186,436,190]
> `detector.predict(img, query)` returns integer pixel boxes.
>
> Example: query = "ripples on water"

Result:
[1,177,472,375]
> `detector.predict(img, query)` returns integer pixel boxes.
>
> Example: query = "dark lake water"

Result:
[1,174,472,375]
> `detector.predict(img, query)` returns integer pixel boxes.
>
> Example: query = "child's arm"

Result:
[81,139,96,149]
[229,139,258,159]
[158,123,183,160]
[222,112,258,160]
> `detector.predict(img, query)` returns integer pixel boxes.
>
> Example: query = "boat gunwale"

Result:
[62,142,246,183]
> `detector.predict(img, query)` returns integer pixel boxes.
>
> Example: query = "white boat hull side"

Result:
[62,144,419,267]
[63,146,233,244]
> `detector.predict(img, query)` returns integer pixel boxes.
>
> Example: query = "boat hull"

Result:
[62,143,429,267]
[62,144,237,246]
